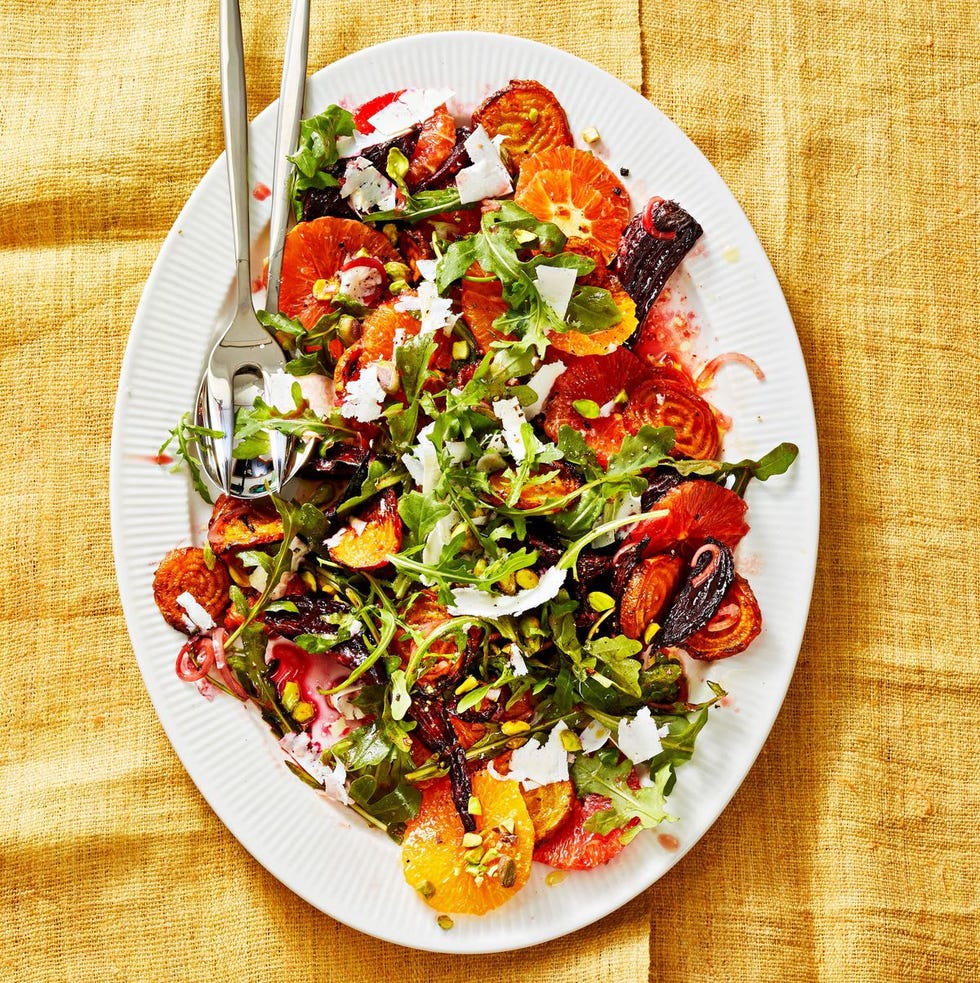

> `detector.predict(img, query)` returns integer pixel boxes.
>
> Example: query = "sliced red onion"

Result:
[689,542,723,589]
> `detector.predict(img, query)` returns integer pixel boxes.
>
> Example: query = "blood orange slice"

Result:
[532,792,636,870]
[627,480,749,556]
[541,348,654,465]
[278,217,400,329]
[459,266,513,353]
[401,771,534,914]
[406,105,456,188]
[549,244,638,356]
[514,147,631,263]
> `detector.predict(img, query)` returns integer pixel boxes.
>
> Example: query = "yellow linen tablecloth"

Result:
[1,0,976,979]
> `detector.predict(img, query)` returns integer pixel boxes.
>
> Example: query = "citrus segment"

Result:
[459,267,513,352]
[401,771,534,914]
[541,348,654,465]
[532,792,634,870]
[407,105,457,188]
[626,480,750,556]
[278,217,400,329]
[514,147,630,263]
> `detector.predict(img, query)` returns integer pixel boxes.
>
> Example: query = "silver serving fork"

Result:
[197,0,310,498]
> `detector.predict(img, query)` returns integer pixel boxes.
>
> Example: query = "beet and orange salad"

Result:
[154,81,798,920]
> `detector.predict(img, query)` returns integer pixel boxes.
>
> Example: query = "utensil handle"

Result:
[219,0,252,312]
[264,0,310,315]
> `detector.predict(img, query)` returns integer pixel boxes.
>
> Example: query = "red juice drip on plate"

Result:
[657,833,680,851]
[266,637,350,747]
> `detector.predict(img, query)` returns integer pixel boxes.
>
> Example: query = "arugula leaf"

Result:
[572,750,675,839]
[399,490,452,543]
[364,188,473,224]
[233,397,354,459]
[288,105,355,220]
[563,285,624,335]
[159,412,220,504]
[586,635,644,698]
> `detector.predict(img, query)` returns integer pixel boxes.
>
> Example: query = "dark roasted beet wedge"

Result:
[641,468,687,511]
[409,695,476,833]
[262,594,382,684]
[301,131,420,222]
[658,538,735,646]
[615,199,703,324]
[301,184,356,222]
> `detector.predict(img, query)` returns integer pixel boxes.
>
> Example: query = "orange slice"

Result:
[407,105,456,188]
[514,147,631,264]
[459,265,513,353]
[549,241,638,356]
[401,771,534,914]
[278,217,400,329]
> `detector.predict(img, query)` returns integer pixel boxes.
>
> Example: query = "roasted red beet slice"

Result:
[658,538,735,646]
[409,695,476,833]
[615,199,702,324]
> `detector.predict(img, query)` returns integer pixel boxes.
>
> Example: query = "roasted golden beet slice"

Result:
[207,494,284,556]
[153,547,231,633]
[471,79,573,168]
[521,780,574,845]
[487,462,580,512]
[684,573,762,660]
[327,488,402,571]
[619,553,685,640]
[623,375,721,461]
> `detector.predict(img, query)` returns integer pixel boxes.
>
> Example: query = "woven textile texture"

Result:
[0,0,976,980]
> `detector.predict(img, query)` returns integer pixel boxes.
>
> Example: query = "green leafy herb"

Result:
[288,105,355,220]
[573,750,676,840]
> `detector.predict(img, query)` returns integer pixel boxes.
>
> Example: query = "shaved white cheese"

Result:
[401,423,440,494]
[279,732,350,804]
[456,157,513,204]
[448,566,567,618]
[175,591,215,631]
[422,510,457,570]
[579,717,612,753]
[502,721,571,790]
[340,157,398,214]
[338,262,384,304]
[492,396,530,463]
[508,643,529,677]
[533,264,577,320]
[615,706,670,764]
[524,360,567,418]
[455,124,512,204]
[368,87,455,136]
[394,280,458,335]
[415,258,438,282]
[340,363,386,423]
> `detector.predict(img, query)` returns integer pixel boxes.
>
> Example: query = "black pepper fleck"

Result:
[619,167,630,177]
